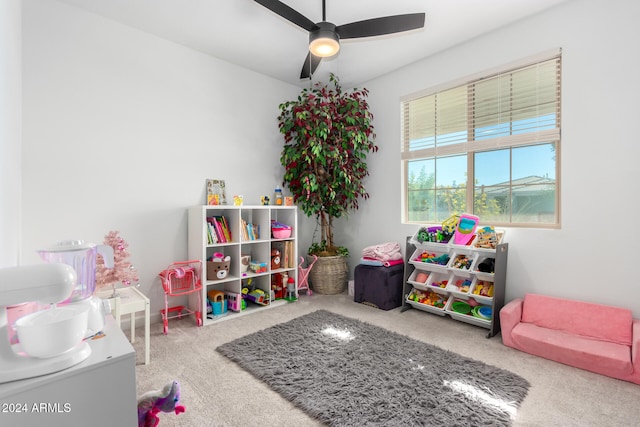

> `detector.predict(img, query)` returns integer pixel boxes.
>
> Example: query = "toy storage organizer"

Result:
[401,230,508,338]
[187,205,298,326]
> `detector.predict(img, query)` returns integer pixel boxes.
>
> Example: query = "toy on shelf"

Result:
[415,226,452,244]
[473,306,492,320]
[271,220,292,239]
[450,254,473,270]
[206,252,231,281]
[249,261,267,274]
[431,279,448,289]
[476,257,495,274]
[224,291,243,312]
[271,273,284,299]
[271,249,281,270]
[158,260,203,334]
[297,255,317,295]
[473,280,494,297]
[453,213,480,245]
[474,226,499,249]
[243,288,269,306]
[442,214,460,234]
[451,279,472,293]
[407,289,446,308]
[451,300,472,315]
[415,272,429,283]
[207,290,228,317]
[414,251,450,266]
[285,277,297,301]
[137,380,186,427]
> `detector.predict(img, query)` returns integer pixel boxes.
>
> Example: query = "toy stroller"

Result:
[297,255,317,295]
[158,260,203,334]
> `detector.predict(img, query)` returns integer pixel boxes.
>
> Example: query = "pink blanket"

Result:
[360,257,405,267]
[361,242,402,262]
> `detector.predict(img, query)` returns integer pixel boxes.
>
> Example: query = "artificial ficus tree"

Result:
[278,74,377,256]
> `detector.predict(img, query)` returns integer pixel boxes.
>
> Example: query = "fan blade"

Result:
[254,0,317,32]
[336,13,425,39]
[300,52,322,79]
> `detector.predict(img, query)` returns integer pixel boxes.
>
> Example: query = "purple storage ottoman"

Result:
[354,263,404,310]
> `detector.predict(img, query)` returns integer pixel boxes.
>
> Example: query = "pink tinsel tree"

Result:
[95,230,139,292]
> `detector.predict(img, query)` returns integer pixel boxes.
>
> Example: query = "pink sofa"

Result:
[500,293,640,384]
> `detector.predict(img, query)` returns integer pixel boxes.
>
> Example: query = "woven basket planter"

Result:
[309,255,348,295]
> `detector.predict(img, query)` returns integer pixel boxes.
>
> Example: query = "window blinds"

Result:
[401,54,561,160]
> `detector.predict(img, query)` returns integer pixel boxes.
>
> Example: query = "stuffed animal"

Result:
[137,380,186,427]
[271,249,281,270]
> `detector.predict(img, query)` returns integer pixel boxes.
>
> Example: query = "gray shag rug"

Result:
[216,309,529,426]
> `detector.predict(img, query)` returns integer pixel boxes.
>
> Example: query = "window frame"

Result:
[401,49,561,229]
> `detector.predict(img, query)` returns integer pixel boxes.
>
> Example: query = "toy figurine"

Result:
[286,277,296,300]
[137,380,186,427]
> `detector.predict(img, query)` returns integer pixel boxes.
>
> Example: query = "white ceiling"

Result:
[55,0,569,88]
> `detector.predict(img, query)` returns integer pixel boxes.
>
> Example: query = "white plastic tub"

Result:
[15,306,88,358]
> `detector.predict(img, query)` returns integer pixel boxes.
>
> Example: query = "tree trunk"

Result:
[319,211,334,250]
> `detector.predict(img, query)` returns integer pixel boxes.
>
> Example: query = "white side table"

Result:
[97,286,150,365]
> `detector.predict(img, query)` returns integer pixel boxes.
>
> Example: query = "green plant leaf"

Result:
[277,74,377,251]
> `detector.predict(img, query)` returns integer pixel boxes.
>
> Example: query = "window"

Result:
[401,51,561,227]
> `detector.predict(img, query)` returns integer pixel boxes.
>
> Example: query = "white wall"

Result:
[336,0,640,314]
[20,0,640,318]
[0,0,22,267]
[21,0,300,313]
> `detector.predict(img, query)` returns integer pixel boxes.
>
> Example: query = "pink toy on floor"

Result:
[137,380,186,427]
[298,255,317,295]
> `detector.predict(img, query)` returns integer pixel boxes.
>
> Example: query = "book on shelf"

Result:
[241,219,249,241]
[206,218,218,244]
[241,220,260,241]
[217,216,232,242]
[206,179,227,205]
[283,241,290,268]
[284,240,294,268]
[206,216,231,243]
[272,241,294,269]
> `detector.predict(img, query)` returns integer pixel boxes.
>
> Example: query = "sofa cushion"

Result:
[521,293,632,346]
[512,322,633,377]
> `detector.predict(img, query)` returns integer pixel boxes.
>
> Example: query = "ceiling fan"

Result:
[254,0,426,79]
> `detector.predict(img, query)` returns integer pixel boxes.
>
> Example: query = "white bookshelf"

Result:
[187,205,298,325]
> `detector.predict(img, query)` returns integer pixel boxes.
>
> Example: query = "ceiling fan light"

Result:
[309,26,340,58]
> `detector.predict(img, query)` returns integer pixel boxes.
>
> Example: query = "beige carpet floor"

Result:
[132,293,640,426]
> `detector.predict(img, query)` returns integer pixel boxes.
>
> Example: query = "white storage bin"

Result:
[409,248,451,273]
[407,269,431,291]
[444,295,491,328]
[446,252,475,277]
[471,254,496,277]
[468,276,494,305]
[405,298,447,316]
[448,236,477,254]
[445,273,473,299]
[405,288,447,316]
[409,226,452,248]
[472,227,506,252]
[424,271,450,295]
